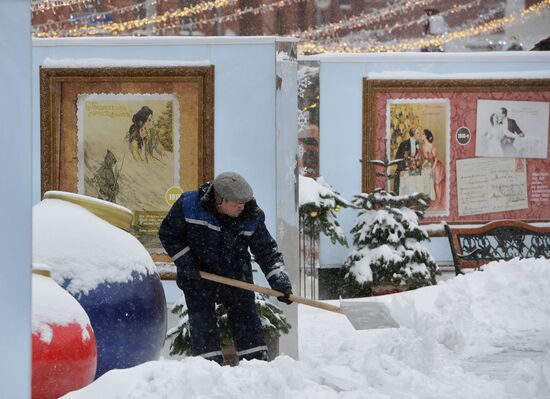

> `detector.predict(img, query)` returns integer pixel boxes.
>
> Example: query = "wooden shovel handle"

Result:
[199,271,343,315]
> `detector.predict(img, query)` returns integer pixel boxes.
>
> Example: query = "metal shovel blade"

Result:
[198,271,400,330]
[339,300,399,330]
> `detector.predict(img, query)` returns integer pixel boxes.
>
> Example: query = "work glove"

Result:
[183,266,201,281]
[276,287,293,305]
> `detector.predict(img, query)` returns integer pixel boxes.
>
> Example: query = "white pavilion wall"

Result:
[301,52,550,269]
[32,36,299,358]
[0,1,32,397]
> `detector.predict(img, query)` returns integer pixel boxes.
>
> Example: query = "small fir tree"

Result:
[167,292,291,356]
[299,176,350,298]
[299,175,349,247]
[342,157,438,297]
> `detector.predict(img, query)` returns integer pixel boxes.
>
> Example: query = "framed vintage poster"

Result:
[40,66,214,258]
[362,78,550,225]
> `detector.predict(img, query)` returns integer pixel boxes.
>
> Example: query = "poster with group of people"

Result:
[386,96,549,219]
[387,99,449,215]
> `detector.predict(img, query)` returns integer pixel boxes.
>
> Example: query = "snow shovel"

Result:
[199,271,399,330]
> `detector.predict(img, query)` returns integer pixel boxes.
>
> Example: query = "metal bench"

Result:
[444,220,550,275]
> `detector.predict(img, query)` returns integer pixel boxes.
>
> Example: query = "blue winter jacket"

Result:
[159,182,292,293]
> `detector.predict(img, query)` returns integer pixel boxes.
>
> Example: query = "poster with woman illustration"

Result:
[387,99,450,215]
[76,93,180,249]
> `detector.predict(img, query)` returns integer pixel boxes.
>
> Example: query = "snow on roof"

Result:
[34,36,297,47]
[41,57,211,68]
[299,51,550,63]
[366,70,550,80]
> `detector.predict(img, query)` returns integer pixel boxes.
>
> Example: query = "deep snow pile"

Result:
[33,199,157,295]
[64,258,550,399]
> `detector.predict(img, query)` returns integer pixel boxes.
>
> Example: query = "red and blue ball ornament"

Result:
[32,265,97,399]
[33,192,167,378]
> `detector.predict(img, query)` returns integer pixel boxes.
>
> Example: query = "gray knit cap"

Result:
[213,172,253,203]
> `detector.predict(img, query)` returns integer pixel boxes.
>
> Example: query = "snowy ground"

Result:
[63,258,550,399]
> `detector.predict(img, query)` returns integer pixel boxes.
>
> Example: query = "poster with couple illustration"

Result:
[77,93,180,249]
[475,99,549,159]
[387,99,450,214]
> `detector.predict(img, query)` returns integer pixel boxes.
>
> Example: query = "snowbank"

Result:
[63,258,550,399]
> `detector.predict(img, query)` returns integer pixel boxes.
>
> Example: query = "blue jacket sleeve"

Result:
[249,210,292,293]
[158,196,196,273]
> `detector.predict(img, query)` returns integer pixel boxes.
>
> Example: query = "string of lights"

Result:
[154,0,309,34]
[31,0,177,16]
[54,0,436,39]
[299,0,485,43]
[34,2,147,31]
[326,5,503,52]
[298,0,550,54]
[33,0,211,30]
[34,0,435,38]
[301,96,320,112]
[28,0,487,40]
[314,0,493,47]
[32,0,549,55]
[297,1,530,117]
[33,0,242,37]
[291,0,436,40]
[158,0,476,42]
[32,0,96,13]
[370,0,492,38]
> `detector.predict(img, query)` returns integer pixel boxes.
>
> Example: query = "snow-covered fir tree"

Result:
[299,175,349,247]
[343,157,437,297]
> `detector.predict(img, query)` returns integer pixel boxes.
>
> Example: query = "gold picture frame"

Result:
[363,78,550,225]
[40,66,215,256]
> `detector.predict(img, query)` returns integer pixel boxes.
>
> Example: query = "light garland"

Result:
[32,0,96,13]
[32,0,174,16]
[33,0,208,31]
[307,0,486,44]
[154,0,308,34]
[316,0,497,48]
[34,0,242,37]
[70,0,433,38]
[34,0,310,37]
[32,0,548,54]
[365,0,493,39]
[34,0,432,38]
[329,7,502,53]
[159,0,475,44]
[292,0,437,40]
[301,96,319,112]
[33,1,150,32]
[299,0,550,54]
[168,0,500,43]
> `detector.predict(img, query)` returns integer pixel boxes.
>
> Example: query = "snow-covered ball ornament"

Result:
[33,192,167,378]
[32,264,97,399]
